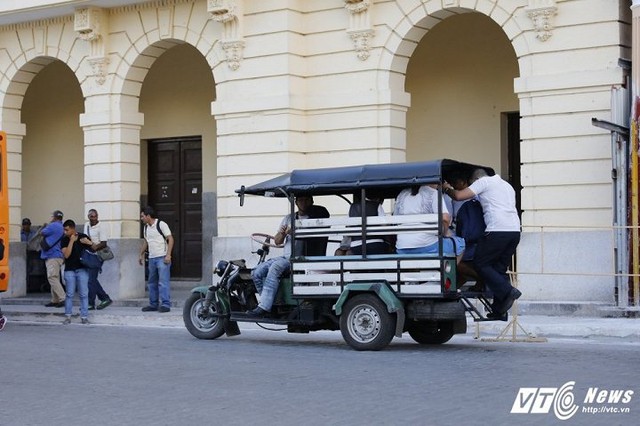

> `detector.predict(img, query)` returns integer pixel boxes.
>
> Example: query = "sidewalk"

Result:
[2,291,639,342]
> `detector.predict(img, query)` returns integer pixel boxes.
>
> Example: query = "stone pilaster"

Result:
[79,95,145,299]
[1,123,26,243]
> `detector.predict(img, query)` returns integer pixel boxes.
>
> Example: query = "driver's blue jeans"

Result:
[251,257,290,312]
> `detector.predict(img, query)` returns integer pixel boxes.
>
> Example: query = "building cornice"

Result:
[0,0,196,32]
[109,0,194,15]
[0,15,72,33]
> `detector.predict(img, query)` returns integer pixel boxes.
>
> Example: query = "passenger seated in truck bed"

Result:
[335,194,391,256]
[393,185,465,259]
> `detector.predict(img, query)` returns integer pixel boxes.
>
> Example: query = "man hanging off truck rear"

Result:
[443,168,521,318]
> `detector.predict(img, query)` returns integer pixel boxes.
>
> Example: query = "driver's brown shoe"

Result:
[246,307,269,318]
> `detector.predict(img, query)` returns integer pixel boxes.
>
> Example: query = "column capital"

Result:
[79,112,144,128]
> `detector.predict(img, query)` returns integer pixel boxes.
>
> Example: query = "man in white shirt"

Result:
[248,196,329,317]
[139,206,174,313]
[443,168,521,317]
[84,209,112,310]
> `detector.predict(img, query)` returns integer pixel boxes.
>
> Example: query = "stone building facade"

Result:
[0,0,632,307]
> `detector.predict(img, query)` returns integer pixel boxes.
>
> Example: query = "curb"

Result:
[2,306,184,328]
[3,304,640,342]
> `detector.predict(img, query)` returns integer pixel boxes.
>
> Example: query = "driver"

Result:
[248,195,329,317]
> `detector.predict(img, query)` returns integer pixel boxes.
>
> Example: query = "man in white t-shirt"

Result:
[248,196,329,318]
[443,168,521,317]
[139,206,174,313]
[84,209,112,310]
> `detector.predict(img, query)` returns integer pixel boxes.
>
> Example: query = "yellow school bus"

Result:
[0,131,8,292]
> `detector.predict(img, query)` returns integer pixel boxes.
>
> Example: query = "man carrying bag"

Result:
[84,209,113,310]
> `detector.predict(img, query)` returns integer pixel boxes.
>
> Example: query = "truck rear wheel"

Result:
[408,320,454,345]
[340,294,395,351]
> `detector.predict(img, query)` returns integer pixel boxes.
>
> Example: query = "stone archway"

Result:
[404,13,519,174]
[22,60,86,223]
[377,3,528,92]
[138,42,217,281]
[0,57,86,223]
[373,2,527,168]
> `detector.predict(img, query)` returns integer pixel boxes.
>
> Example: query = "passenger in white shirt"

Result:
[393,185,465,258]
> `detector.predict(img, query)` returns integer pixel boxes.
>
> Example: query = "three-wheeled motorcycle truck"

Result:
[183,159,507,350]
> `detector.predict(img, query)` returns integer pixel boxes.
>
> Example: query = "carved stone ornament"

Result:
[87,56,109,85]
[208,0,237,23]
[344,0,370,14]
[348,29,374,61]
[526,0,557,42]
[221,39,245,71]
[74,7,103,41]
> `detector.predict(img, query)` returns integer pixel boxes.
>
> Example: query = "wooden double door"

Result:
[148,137,202,279]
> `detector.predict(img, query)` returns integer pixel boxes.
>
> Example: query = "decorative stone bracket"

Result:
[208,0,245,70]
[74,7,109,85]
[526,0,557,42]
[344,0,374,61]
[220,39,245,71]
[347,29,374,61]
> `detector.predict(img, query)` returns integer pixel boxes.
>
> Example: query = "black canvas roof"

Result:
[237,159,494,198]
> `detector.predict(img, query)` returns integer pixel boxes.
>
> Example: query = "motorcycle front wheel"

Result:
[183,292,225,340]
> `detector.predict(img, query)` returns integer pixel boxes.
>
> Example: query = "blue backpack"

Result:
[455,199,485,260]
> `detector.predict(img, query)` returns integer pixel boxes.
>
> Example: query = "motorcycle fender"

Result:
[190,286,209,295]
[190,286,232,317]
[333,282,405,338]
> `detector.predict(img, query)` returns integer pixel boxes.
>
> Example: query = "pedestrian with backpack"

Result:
[41,210,66,307]
[139,206,174,312]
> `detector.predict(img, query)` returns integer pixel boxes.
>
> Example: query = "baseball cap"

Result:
[22,218,31,225]
[52,210,64,219]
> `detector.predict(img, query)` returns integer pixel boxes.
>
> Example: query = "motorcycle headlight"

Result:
[214,260,229,276]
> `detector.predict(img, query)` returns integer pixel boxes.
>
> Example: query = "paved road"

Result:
[1,323,638,426]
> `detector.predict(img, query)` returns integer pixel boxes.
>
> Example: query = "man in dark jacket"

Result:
[60,219,94,324]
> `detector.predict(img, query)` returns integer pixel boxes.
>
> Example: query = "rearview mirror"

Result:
[239,185,245,206]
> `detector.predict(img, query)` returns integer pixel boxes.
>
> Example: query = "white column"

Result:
[80,94,145,299]
[2,120,26,239]
[80,94,143,238]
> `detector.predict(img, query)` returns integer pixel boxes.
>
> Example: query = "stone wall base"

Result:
[6,239,145,300]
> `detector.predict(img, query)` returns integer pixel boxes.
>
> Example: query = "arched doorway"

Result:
[21,59,84,292]
[405,13,519,191]
[22,60,85,221]
[139,43,216,280]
